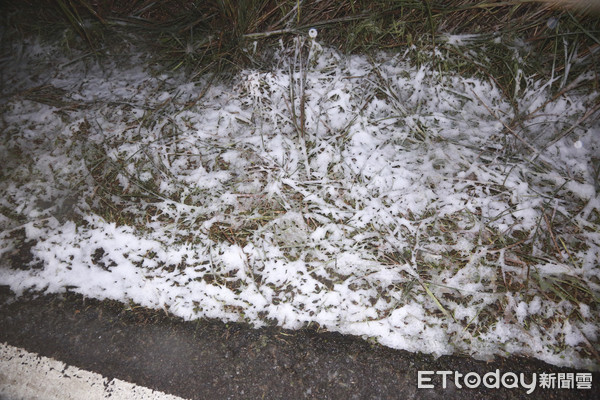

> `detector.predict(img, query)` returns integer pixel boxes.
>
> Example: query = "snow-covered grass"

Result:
[1,33,599,370]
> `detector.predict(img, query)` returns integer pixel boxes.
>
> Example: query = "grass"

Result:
[0,0,599,368]
[4,1,600,87]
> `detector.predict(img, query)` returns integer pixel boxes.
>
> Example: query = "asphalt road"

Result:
[0,289,597,399]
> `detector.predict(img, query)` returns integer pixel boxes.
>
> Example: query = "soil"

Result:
[0,287,597,400]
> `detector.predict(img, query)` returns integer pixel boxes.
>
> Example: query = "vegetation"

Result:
[3,1,599,91]
[1,0,598,367]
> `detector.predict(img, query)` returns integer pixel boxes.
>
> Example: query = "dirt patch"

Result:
[0,229,43,271]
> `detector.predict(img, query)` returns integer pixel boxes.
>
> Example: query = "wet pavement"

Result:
[0,289,597,400]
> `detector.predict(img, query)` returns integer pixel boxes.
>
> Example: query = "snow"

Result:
[1,34,599,370]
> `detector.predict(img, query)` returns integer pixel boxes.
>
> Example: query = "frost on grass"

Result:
[1,36,599,370]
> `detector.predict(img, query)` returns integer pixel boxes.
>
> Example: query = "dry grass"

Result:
[4,1,599,86]
[1,0,598,368]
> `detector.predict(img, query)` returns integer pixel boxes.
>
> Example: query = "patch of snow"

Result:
[0,34,598,371]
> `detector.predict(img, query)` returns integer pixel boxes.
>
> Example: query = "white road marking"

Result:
[0,343,187,400]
